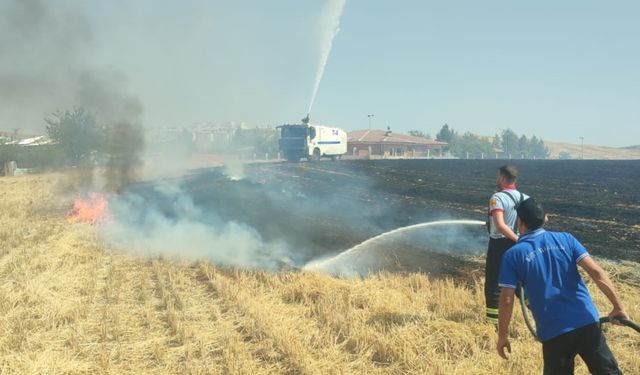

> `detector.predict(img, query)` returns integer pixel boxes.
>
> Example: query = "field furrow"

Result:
[165,261,277,375]
[199,263,369,374]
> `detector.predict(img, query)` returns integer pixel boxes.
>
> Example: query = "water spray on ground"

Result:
[304,220,485,275]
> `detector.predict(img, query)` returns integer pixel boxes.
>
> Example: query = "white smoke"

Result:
[222,155,246,181]
[307,0,347,115]
[100,179,292,270]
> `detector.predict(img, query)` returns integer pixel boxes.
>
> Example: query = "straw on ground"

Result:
[0,173,638,374]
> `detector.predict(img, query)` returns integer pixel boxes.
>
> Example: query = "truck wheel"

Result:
[285,153,300,163]
[331,155,337,161]
[313,148,321,161]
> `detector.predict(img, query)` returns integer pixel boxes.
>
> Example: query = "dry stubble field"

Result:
[0,173,638,374]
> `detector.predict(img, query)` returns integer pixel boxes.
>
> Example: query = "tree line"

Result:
[412,124,550,159]
[1,107,144,185]
[1,107,281,174]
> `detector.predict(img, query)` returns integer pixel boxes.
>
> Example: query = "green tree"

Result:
[0,144,65,170]
[231,128,279,156]
[45,108,105,165]
[517,135,530,158]
[415,125,549,160]
[256,128,279,155]
[436,124,456,143]
[500,129,518,158]
[530,136,550,159]
[491,133,502,150]
[450,132,494,158]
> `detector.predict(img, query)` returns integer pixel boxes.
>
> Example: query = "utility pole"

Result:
[367,114,375,129]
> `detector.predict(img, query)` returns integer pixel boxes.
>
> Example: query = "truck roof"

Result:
[275,124,308,129]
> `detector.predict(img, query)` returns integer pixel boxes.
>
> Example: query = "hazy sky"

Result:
[2,0,639,147]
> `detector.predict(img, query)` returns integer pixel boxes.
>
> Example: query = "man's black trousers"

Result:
[484,237,515,323]
[542,322,622,374]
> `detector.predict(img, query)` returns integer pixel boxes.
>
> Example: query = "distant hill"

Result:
[543,140,640,160]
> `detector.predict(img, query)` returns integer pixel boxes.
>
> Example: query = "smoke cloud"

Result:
[0,0,141,129]
[1,0,145,191]
[75,69,143,126]
[101,178,293,270]
[97,160,487,274]
[0,0,90,131]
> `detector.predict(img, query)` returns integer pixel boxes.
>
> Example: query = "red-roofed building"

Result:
[347,129,447,158]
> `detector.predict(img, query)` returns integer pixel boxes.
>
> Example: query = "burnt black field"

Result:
[129,159,639,275]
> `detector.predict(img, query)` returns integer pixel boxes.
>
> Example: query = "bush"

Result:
[0,144,66,171]
[558,151,572,160]
[45,108,105,166]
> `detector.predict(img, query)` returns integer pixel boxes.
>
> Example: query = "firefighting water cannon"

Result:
[276,114,346,163]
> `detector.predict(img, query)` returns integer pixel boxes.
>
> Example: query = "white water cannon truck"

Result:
[277,115,347,162]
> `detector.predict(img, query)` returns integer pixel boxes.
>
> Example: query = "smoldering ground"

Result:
[99,162,487,274]
[100,177,294,270]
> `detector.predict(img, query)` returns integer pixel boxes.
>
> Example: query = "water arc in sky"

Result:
[307,0,347,117]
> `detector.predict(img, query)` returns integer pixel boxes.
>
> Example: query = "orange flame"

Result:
[67,192,109,224]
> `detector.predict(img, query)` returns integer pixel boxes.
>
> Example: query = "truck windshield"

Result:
[282,127,307,137]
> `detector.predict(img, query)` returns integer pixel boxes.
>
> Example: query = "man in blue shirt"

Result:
[497,198,629,374]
